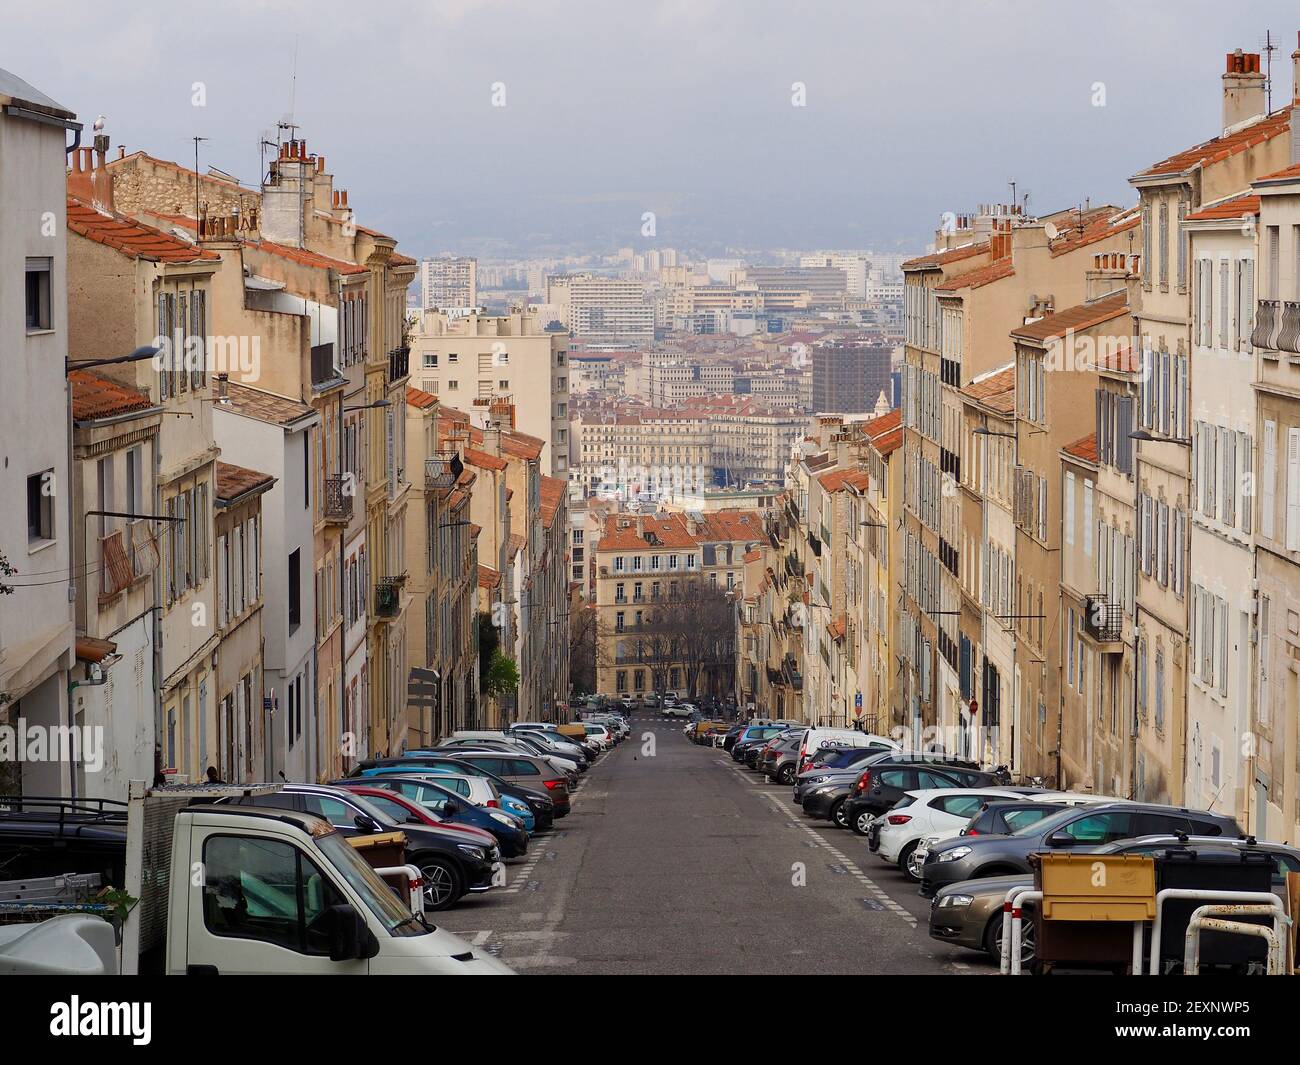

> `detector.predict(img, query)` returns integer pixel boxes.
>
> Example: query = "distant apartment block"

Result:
[547,273,653,351]
[811,341,892,414]
[420,255,478,310]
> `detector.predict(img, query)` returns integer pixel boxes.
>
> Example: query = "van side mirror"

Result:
[1045,831,1076,848]
[326,903,380,962]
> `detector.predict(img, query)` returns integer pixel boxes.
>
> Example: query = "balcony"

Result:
[1253,299,1280,351]
[323,474,353,524]
[1083,593,1124,649]
[781,653,803,691]
[1278,301,1300,354]
[388,346,410,385]
[425,451,460,491]
[374,577,403,620]
[310,342,343,390]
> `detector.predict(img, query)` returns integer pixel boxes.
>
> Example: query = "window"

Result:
[1061,811,1132,844]
[25,258,52,332]
[288,548,302,631]
[201,834,343,955]
[26,470,55,544]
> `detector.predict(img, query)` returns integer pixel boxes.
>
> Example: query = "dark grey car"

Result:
[763,733,804,784]
[920,802,1243,897]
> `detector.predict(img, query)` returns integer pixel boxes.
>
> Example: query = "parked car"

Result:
[875,788,1036,880]
[959,799,1078,838]
[920,802,1243,897]
[438,736,582,781]
[731,725,790,763]
[352,754,560,824]
[340,775,530,858]
[227,784,499,910]
[795,728,899,774]
[417,752,573,814]
[840,760,996,834]
[760,733,805,782]
[339,785,500,851]
[928,835,1300,967]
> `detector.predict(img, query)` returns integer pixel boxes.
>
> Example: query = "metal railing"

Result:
[1083,593,1124,644]
[425,452,459,490]
[1252,299,1280,351]
[323,474,352,523]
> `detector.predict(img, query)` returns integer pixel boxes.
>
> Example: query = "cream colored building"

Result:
[408,309,570,477]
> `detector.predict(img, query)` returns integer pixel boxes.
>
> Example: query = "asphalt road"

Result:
[448,716,993,974]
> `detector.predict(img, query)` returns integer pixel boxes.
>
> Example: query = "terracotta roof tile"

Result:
[1184,193,1261,221]
[70,370,154,421]
[1135,110,1290,179]
[67,197,218,263]
[251,239,368,275]
[406,387,438,409]
[464,448,508,472]
[1011,292,1129,343]
[962,364,1016,408]
[695,510,763,543]
[215,380,315,425]
[215,460,275,502]
[597,512,697,552]
[902,241,990,271]
[937,256,1014,292]
[1063,432,1099,464]
[1255,160,1300,183]
[540,475,566,529]
[1047,210,1139,256]
[477,565,501,590]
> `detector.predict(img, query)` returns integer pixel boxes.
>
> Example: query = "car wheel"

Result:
[778,764,796,785]
[986,911,1036,967]
[899,841,923,882]
[415,856,462,911]
[851,809,876,836]
[830,799,849,829]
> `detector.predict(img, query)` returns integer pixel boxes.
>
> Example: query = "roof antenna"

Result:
[1262,29,1277,114]
[192,135,209,234]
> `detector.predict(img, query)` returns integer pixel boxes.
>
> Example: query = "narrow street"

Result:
[448,717,990,975]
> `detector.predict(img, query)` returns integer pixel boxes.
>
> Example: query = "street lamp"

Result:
[1128,429,1192,447]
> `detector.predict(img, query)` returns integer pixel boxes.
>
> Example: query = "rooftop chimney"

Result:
[1222,49,1266,132]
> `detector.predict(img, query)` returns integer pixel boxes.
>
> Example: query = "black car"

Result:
[352,755,558,825]
[227,784,499,910]
[721,724,748,752]
[842,760,996,835]
[920,802,1244,897]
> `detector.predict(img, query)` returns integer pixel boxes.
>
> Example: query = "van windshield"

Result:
[315,831,431,937]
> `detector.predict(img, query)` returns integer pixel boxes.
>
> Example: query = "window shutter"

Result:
[1287,427,1300,552]
[1240,431,1252,535]
[1262,420,1277,537]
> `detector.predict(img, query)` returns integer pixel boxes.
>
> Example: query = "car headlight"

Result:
[939,893,974,908]
[814,785,835,795]
[809,775,829,784]
[488,811,517,827]
[937,846,971,863]
[457,844,486,860]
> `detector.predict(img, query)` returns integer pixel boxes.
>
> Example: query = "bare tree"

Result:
[569,602,598,696]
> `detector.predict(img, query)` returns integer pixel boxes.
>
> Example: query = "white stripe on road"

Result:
[757,793,917,928]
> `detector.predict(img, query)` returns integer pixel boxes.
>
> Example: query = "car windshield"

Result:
[314,830,430,936]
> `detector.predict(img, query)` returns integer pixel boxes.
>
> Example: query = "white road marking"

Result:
[757,791,917,927]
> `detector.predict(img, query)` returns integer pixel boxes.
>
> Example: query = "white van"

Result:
[797,728,899,773]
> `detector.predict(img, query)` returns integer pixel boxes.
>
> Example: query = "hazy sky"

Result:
[7,1,1299,258]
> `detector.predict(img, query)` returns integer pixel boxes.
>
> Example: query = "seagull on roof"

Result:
[93,114,106,132]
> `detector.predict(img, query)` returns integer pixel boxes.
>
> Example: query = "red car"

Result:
[338,783,498,850]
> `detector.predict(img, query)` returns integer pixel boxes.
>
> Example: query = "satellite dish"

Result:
[1043,222,1059,241]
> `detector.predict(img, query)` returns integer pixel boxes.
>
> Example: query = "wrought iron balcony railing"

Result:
[324,474,353,523]
[1083,593,1124,647]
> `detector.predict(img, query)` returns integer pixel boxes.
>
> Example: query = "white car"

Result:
[583,724,614,749]
[875,788,1035,881]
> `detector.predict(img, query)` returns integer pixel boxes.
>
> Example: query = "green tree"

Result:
[477,611,500,694]
[484,651,519,698]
